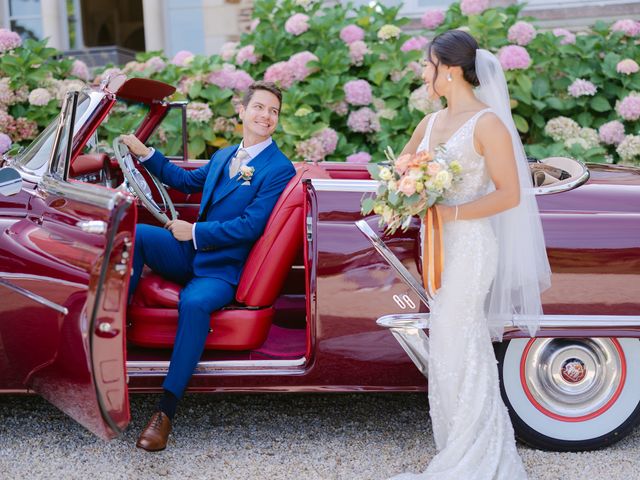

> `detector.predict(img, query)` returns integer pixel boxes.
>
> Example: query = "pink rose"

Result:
[398,176,417,196]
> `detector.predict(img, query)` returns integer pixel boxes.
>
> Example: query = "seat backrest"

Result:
[235,163,331,306]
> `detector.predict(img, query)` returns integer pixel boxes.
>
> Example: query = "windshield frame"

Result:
[12,89,108,183]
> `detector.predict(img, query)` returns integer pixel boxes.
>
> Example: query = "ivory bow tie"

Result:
[229,149,251,178]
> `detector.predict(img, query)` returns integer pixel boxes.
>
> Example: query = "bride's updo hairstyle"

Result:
[427,30,480,92]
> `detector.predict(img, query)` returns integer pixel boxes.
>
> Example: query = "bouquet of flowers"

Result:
[361,146,462,234]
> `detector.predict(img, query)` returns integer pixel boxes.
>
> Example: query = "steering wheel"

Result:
[113,136,177,224]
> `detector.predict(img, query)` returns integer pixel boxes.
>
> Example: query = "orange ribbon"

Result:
[422,207,444,295]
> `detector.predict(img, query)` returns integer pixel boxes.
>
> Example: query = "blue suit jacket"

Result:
[143,142,296,284]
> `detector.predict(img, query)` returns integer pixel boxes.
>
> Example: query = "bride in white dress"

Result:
[391,31,551,479]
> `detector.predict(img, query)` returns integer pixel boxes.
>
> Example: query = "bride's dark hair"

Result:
[427,30,480,91]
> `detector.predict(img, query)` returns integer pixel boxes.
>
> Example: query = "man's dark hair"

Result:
[242,81,283,110]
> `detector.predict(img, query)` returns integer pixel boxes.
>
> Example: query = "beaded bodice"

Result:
[417,108,494,205]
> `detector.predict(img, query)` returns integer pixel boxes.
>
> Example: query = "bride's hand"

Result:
[435,204,456,223]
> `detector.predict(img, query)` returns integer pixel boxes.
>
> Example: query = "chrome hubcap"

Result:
[524,338,623,419]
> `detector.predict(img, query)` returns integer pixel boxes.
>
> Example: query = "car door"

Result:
[0,91,134,439]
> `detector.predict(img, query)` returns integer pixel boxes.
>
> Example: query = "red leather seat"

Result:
[127,163,331,350]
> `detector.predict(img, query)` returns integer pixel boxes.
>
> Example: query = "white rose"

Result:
[435,170,452,189]
[379,167,392,181]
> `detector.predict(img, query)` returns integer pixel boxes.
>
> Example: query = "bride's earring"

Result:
[447,73,453,82]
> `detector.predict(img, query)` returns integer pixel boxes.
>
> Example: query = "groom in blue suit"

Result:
[122,81,295,451]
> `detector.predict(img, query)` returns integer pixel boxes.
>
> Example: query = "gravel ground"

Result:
[1,393,640,480]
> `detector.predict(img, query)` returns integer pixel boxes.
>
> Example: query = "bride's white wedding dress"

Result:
[394,108,527,480]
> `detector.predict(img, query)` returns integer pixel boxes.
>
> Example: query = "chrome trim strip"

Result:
[534,169,591,195]
[377,313,640,329]
[311,178,378,192]
[356,220,432,306]
[126,357,307,376]
[39,174,133,210]
[0,278,68,314]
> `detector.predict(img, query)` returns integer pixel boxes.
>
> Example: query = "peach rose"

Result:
[394,153,412,174]
[427,162,441,176]
[399,176,417,196]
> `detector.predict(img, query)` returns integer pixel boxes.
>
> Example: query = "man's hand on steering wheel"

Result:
[113,135,177,225]
[121,134,151,158]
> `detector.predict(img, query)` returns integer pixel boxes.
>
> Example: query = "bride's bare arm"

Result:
[438,113,520,222]
[400,114,431,155]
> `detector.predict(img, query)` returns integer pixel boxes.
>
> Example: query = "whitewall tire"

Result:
[496,337,640,451]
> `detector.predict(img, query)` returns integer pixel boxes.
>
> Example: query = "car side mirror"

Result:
[0,167,22,196]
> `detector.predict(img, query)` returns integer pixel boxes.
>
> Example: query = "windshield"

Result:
[12,90,103,175]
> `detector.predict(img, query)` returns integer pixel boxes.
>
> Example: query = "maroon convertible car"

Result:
[0,77,638,451]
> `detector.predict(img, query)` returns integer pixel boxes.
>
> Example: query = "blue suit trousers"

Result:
[129,224,235,397]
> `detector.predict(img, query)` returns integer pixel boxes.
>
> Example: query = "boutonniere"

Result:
[238,165,255,182]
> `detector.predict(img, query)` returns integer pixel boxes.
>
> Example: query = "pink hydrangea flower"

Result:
[13,117,37,141]
[611,19,640,37]
[460,0,489,16]
[264,61,296,89]
[497,45,531,70]
[296,137,325,163]
[285,13,310,36]
[421,10,445,30]
[316,128,338,155]
[344,79,372,106]
[617,59,639,75]
[340,25,365,44]
[598,120,625,146]
[145,56,166,73]
[249,19,260,33]
[552,28,576,45]
[207,64,254,91]
[349,41,369,66]
[28,88,52,106]
[171,50,194,66]
[507,21,536,46]
[0,132,11,153]
[236,45,260,65]
[346,151,371,164]
[347,107,380,133]
[289,51,319,81]
[0,29,21,53]
[401,36,429,53]
[568,79,597,97]
[0,109,14,130]
[328,100,349,116]
[616,92,640,121]
[186,102,213,123]
[0,78,14,105]
[220,42,239,62]
[70,59,90,81]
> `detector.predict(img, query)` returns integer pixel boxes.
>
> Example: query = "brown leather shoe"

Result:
[136,411,171,451]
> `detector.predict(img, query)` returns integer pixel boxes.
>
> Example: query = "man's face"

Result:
[238,90,280,140]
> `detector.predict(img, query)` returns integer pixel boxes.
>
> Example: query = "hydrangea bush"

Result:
[2,1,639,165]
[0,31,90,154]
